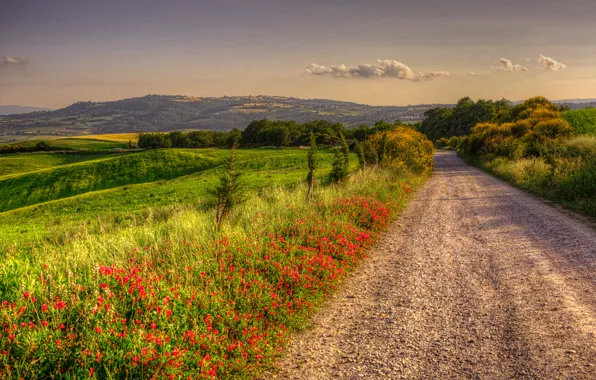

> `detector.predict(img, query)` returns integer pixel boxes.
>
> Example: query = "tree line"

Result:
[137,119,403,149]
[418,97,574,142]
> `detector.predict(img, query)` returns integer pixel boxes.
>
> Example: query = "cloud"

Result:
[306,59,450,81]
[494,58,528,72]
[538,54,566,71]
[2,56,29,67]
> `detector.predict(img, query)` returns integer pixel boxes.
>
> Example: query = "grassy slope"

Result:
[0,149,351,248]
[459,135,596,218]
[69,133,139,143]
[0,153,114,177]
[0,149,238,212]
[0,167,427,379]
[563,108,596,135]
[11,138,126,150]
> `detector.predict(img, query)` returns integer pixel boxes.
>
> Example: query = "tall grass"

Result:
[0,168,427,379]
[468,135,596,217]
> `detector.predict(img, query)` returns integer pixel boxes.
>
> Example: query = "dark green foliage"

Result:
[419,97,513,141]
[35,141,50,151]
[378,133,388,166]
[212,145,245,230]
[329,148,348,184]
[339,130,350,174]
[354,138,365,169]
[306,132,317,199]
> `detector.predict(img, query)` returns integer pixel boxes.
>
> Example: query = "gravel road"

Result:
[272,150,596,379]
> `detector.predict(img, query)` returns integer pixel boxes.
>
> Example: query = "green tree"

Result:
[211,144,244,231]
[378,133,388,166]
[306,132,317,199]
[339,130,350,175]
[329,148,347,183]
[353,138,365,169]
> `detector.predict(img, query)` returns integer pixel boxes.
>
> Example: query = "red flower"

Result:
[23,292,30,299]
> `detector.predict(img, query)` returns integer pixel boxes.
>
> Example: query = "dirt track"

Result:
[272,150,596,379]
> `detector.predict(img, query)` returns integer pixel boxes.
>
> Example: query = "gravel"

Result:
[270,151,596,379]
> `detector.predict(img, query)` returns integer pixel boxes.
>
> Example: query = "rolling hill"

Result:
[0,105,51,115]
[0,95,442,142]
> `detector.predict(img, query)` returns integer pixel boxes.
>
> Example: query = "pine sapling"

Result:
[354,138,365,169]
[211,144,245,231]
[306,132,317,199]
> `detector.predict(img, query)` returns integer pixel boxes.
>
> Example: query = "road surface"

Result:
[273,150,596,379]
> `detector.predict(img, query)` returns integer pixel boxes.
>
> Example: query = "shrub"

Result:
[364,127,434,173]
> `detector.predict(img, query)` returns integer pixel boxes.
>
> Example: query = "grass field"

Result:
[11,138,127,150]
[0,149,353,249]
[0,153,115,177]
[69,133,140,143]
[0,130,433,378]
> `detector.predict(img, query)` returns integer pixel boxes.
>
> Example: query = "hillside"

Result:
[0,95,441,142]
[0,105,51,115]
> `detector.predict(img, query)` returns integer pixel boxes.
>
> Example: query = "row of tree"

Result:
[137,119,404,149]
[0,141,52,155]
[418,97,571,142]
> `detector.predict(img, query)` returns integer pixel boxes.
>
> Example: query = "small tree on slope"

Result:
[354,138,365,169]
[212,143,244,231]
[306,132,317,200]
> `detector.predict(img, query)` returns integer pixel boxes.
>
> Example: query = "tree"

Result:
[306,132,317,199]
[339,130,350,175]
[353,138,365,169]
[329,148,347,183]
[35,141,50,151]
[211,144,244,231]
[128,140,133,149]
[378,133,388,166]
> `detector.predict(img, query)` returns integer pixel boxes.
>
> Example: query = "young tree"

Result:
[353,138,365,169]
[211,144,244,231]
[329,148,346,183]
[306,131,317,199]
[339,130,350,175]
[378,132,388,166]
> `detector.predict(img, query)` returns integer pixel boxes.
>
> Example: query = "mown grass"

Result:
[0,149,350,249]
[0,153,115,177]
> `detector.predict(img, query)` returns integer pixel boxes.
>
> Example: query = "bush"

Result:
[364,127,434,173]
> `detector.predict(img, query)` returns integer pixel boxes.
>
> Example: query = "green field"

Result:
[0,153,115,177]
[11,138,126,150]
[0,148,353,249]
[0,125,434,378]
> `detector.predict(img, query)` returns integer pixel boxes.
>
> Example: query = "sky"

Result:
[1,0,595,108]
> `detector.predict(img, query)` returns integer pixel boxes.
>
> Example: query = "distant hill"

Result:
[0,95,440,139]
[1,95,594,140]
[0,105,51,115]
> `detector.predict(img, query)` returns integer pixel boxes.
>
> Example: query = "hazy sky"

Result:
[1,0,595,108]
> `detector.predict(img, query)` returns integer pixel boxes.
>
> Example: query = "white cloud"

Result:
[538,55,566,71]
[2,56,29,67]
[494,58,528,72]
[306,59,450,81]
